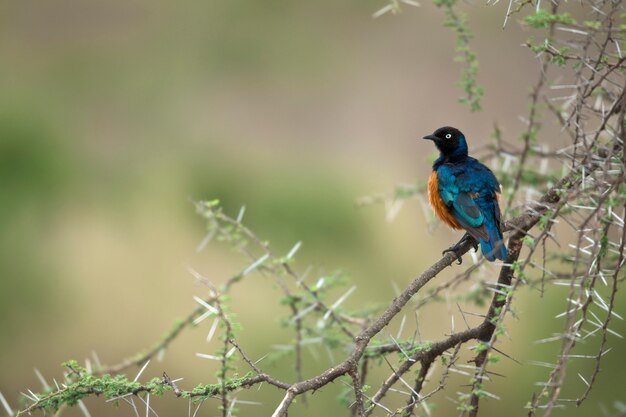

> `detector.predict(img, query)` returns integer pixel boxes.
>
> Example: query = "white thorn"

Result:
[193,296,218,314]
[226,347,237,358]
[0,391,14,416]
[133,360,151,382]
[286,241,302,260]
[34,368,50,391]
[322,286,356,321]
[195,353,221,361]
[242,254,270,276]
[396,314,407,339]
[196,229,217,253]
[236,206,246,223]
[206,318,220,343]
[78,400,93,417]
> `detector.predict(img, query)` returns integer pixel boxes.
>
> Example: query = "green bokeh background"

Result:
[1,1,624,416]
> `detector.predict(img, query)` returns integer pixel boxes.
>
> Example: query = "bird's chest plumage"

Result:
[427,171,462,230]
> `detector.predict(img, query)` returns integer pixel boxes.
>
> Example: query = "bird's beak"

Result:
[422,134,437,141]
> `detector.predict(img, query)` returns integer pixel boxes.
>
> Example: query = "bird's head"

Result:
[422,126,468,158]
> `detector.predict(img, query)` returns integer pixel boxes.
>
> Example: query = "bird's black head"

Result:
[422,126,468,158]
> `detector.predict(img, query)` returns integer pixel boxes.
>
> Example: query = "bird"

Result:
[422,126,507,263]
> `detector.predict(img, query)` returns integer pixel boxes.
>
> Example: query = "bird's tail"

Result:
[479,223,507,261]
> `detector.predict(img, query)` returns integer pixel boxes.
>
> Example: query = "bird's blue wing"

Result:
[437,160,507,261]
[453,193,484,228]
[436,165,489,241]
[458,160,507,260]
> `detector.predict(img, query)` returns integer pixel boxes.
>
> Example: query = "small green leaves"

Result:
[432,0,456,7]
[487,354,501,364]
[522,235,536,249]
[523,10,576,29]
[406,340,433,357]
[17,372,156,414]
[474,341,490,353]
[62,360,83,374]
[537,210,554,230]
[528,38,571,66]
[582,20,601,30]
[599,233,609,259]
[433,0,483,111]
[183,372,253,402]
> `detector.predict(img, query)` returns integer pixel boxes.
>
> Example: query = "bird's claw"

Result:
[442,246,463,264]
[442,233,478,265]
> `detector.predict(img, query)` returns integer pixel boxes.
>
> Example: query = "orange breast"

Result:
[428,171,462,230]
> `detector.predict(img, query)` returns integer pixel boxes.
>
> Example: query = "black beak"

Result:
[422,134,438,141]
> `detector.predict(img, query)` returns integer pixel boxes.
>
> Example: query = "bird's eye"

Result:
[445,133,452,139]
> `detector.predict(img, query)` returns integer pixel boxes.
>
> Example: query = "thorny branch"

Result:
[11,164,590,417]
[7,2,626,417]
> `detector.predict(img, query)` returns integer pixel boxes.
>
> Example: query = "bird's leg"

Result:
[442,233,479,264]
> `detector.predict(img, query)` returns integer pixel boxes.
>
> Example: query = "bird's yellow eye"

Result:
[445,133,452,139]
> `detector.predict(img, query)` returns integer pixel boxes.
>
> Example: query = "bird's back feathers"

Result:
[428,157,507,261]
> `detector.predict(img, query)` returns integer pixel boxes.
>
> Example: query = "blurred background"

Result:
[1,0,624,416]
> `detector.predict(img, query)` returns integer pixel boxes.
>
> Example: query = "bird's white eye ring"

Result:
[445,133,452,139]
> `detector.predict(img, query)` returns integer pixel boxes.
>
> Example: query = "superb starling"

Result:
[422,126,507,263]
